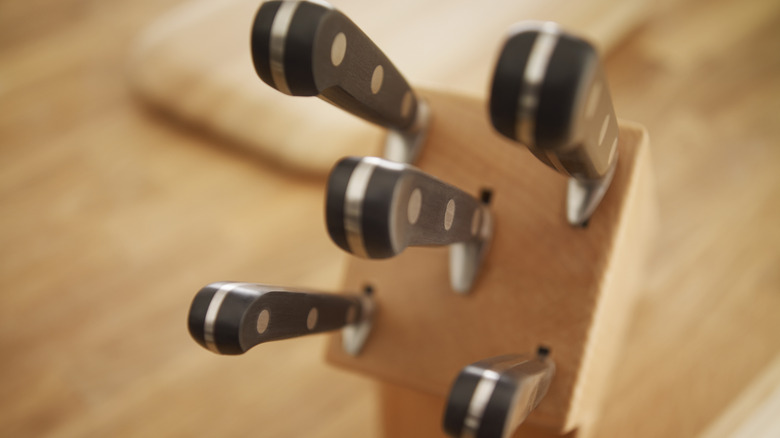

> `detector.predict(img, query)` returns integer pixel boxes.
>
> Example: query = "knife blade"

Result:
[489,21,619,226]
[443,348,555,438]
[326,156,492,293]
[188,282,373,355]
[251,0,424,133]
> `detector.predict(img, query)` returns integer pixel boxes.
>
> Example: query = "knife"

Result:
[251,0,429,163]
[443,348,555,438]
[188,282,374,355]
[326,156,493,294]
[489,21,619,226]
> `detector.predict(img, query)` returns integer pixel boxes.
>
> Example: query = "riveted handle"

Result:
[325,156,491,260]
[188,282,367,355]
[443,349,555,438]
[251,0,420,131]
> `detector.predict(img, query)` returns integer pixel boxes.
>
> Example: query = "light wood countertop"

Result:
[1,0,779,436]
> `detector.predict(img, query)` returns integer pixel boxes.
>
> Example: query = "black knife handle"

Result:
[251,0,419,130]
[443,349,555,438]
[490,22,618,180]
[326,156,490,259]
[188,282,366,355]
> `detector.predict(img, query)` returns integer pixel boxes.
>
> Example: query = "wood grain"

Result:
[1,0,779,436]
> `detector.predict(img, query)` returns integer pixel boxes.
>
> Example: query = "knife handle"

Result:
[326,156,492,259]
[443,349,555,438]
[188,282,369,355]
[489,22,618,181]
[251,0,419,131]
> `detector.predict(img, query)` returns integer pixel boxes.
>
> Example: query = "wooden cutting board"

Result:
[127,0,648,175]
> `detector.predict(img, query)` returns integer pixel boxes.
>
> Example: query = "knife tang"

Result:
[251,0,419,131]
[326,156,490,259]
[188,282,368,355]
[490,22,618,181]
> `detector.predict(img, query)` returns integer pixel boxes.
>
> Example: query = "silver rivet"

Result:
[599,114,611,146]
[307,307,318,330]
[471,208,481,236]
[257,309,270,334]
[371,65,384,94]
[444,199,455,231]
[585,81,602,119]
[408,188,422,224]
[608,137,618,164]
[331,32,346,66]
[401,91,413,119]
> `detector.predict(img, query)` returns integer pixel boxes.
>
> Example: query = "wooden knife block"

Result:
[325,88,656,437]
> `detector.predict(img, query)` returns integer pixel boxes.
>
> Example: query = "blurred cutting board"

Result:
[128,0,648,175]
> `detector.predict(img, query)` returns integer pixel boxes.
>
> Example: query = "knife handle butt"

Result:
[489,22,618,181]
[443,350,555,438]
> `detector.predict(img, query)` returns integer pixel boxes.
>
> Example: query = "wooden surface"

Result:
[1,0,780,437]
[326,88,655,434]
[127,0,648,175]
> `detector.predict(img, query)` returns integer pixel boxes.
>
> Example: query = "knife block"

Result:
[326,88,656,437]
